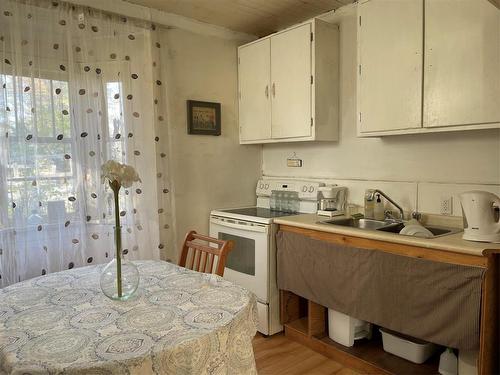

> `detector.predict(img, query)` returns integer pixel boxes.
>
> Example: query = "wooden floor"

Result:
[253,333,360,375]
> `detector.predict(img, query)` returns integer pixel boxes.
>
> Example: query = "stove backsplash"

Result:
[261,176,500,218]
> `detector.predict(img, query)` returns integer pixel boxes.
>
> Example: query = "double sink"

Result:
[319,218,462,238]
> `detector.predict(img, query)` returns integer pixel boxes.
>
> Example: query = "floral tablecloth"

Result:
[0,260,258,375]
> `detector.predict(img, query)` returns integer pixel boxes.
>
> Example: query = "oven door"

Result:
[209,215,270,303]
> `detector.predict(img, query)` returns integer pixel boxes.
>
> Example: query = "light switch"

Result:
[287,158,302,167]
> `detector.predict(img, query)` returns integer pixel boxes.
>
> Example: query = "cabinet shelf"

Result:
[312,334,440,375]
[286,317,309,336]
[281,290,440,375]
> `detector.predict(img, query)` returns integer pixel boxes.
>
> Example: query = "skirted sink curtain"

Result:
[0,0,174,287]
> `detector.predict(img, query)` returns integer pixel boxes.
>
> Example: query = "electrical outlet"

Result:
[440,196,453,216]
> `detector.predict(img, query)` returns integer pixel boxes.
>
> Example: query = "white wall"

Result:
[262,6,500,216]
[160,28,261,261]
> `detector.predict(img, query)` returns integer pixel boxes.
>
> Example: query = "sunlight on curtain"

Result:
[0,0,174,287]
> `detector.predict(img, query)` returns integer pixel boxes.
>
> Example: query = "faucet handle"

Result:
[411,211,422,221]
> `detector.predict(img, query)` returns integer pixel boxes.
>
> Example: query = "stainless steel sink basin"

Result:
[318,218,462,238]
[377,223,462,238]
[320,218,394,230]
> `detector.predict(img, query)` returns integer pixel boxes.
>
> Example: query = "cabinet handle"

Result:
[272,82,275,98]
[265,85,269,98]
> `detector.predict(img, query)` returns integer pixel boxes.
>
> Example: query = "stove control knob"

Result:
[309,186,315,193]
[259,183,264,189]
[265,183,269,189]
[302,185,308,192]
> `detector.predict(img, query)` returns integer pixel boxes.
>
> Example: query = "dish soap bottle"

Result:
[364,191,375,219]
[374,194,385,220]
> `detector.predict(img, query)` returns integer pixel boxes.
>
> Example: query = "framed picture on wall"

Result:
[186,100,221,136]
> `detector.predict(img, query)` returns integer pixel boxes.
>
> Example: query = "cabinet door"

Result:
[358,0,423,133]
[424,0,500,128]
[270,23,312,139]
[238,39,272,141]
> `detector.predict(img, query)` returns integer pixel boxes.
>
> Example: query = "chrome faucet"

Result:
[366,189,405,221]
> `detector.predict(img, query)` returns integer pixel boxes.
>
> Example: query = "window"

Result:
[1,74,75,225]
[1,73,128,227]
[102,81,129,220]
[105,81,125,163]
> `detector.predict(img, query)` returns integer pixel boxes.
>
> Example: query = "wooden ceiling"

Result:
[489,0,500,8]
[124,0,353,36]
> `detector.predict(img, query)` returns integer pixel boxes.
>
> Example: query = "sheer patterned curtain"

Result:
[0,0,174,287]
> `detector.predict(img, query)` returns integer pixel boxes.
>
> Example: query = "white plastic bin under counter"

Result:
[380,327,439,364]
[328,308,372,347]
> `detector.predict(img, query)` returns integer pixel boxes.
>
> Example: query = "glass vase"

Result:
[100,257,139,301]
[100,184,140,301]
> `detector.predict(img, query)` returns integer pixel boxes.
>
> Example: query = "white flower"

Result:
[101,160,141,188]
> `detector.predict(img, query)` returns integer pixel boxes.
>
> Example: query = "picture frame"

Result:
[186,100,221,136]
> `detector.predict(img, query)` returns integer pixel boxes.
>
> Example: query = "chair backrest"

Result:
[178,230,234,277]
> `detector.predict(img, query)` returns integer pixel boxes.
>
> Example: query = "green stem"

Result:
[112,182,122,298]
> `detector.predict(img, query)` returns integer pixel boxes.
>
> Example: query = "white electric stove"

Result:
[210,178,324,335]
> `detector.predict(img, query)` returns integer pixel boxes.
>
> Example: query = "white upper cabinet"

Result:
[424,0,500,128]
[358,0,500,137]
[238,39,272,141]
[270,24,312,139]
[357,0,423,133]
[238,19,339,144]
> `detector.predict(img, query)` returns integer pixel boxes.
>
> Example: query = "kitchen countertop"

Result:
[274,213,500,257]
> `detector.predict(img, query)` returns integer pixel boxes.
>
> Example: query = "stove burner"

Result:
[220,207,297,219]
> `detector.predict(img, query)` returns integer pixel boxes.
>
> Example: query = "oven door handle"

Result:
[210,217,269,234]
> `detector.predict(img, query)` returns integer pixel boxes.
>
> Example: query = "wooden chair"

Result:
[178,230,234,277]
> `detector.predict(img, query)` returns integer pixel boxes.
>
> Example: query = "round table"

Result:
[0,260,258,375]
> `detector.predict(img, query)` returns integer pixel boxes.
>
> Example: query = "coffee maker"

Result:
[317,186,347,217]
